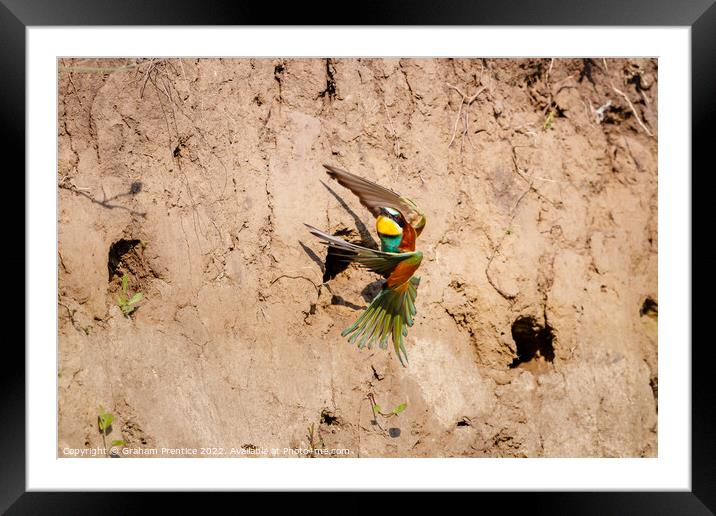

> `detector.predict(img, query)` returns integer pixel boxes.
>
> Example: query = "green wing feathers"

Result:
[304,224,420,278]
[341,276,420,366]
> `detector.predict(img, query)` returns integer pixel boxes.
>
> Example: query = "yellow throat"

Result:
[376,214,402,237]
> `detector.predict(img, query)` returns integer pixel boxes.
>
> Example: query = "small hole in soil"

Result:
[509,316,555,368]
[457,418,471,427]
[371,365,384,381]
[320,409,339,426]
[323,245,353,282]
[602,105,631,125]
[322,229,358,282]
[108,239,141,281]
[388,428,401,438]
[640,298,658,318]
[318,59,337,100]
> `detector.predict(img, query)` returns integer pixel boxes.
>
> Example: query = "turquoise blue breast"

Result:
[379,234,402,253]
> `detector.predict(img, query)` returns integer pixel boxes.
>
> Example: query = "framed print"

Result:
[5,0,712,511]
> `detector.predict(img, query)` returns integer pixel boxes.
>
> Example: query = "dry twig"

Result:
[611,83,654,137]
[446,77,490,150]
[383,99,402,157]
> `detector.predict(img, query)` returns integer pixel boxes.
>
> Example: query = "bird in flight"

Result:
[306,164,427,366]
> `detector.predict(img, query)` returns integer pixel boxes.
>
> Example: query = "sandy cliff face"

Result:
[58,58,657,457]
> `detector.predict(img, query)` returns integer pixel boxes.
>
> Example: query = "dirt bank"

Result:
[58,57,658,457]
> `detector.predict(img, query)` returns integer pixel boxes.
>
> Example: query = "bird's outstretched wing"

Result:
[323,164,426,236]
[305,224,422,284]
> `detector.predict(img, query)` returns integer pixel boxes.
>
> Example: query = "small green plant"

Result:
[98,406,124,457]
[367,393,407,420]
[306,422,325,457]
[116,274,142,316]
[543,109,556,130]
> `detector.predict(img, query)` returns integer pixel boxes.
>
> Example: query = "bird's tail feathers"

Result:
[341,276,420,366]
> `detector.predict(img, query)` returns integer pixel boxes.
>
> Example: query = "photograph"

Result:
[56,56,658,459]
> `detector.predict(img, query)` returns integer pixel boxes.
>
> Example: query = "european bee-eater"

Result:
[306,164,427,366]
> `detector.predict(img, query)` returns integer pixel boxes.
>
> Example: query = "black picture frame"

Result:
[4,0,711,512]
